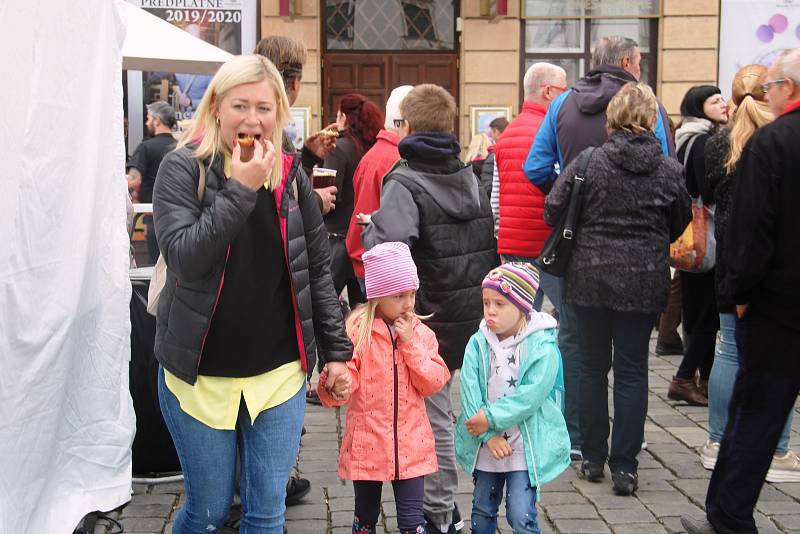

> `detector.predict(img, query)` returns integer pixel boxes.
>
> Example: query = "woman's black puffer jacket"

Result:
[153,147,352,384]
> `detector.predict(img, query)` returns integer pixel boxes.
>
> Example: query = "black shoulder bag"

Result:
[535,147,595,277]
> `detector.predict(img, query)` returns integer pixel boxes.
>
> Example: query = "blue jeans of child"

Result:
[708,313,792,451]
[471,470,539,534]
[158,367,305,534]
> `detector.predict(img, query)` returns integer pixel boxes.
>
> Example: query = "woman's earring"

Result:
[215,116,220,124]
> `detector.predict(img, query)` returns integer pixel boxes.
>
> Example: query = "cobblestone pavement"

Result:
[101,332,800,534]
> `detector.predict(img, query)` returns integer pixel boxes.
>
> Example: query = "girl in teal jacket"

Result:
[455,263,570,534]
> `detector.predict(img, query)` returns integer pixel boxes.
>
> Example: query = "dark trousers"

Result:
[144,215,159,264]
[657,271,683,346]
[573,306,655,473]
[705,312,800,534]
[328,234,365,308]
[677,269,719,380]
[354,477,425,532]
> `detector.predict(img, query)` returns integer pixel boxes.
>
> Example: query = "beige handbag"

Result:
[146,159,206,316]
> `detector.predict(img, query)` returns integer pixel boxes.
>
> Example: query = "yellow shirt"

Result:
[165,362,306,430]
[164,154,304,430]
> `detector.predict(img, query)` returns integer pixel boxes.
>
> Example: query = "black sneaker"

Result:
[611,471,638,496]
[285,477,311,505]
[655,342,684,355]
[452,503,464,531]
[424,512,457,534]
[306,389,322,405]
[579,460,605,482]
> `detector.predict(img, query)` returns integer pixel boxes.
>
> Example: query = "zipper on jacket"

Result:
[387,323,400,481]
[471,338,490,474]
[198,244,231,372]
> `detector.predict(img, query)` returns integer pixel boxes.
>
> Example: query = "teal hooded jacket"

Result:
[455,316,571,493]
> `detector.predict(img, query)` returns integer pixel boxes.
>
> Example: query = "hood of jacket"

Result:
[602,130,665,174]
[396,133,484,221]
[572,65,637,115]
[674,116,714,156]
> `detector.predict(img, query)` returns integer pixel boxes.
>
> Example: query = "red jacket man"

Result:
[495,63,567,260]
[346,85,414,279]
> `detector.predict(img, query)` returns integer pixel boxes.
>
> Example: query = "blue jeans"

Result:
[471,470,539,534]
[158,367,305,534]
[708,313,792,451]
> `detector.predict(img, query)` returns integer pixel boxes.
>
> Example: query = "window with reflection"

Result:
[522,1,659,88]
[325,0,456,51]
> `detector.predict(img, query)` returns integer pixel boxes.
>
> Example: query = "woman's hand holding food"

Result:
[231,138,275,192]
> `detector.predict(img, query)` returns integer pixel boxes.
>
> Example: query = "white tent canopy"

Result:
[120,0,232,75]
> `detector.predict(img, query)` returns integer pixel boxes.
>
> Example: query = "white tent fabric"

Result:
[121,0,233,75]
[0,1,135,533]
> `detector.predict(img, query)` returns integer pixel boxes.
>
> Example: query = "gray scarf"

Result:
[675,116,714,156]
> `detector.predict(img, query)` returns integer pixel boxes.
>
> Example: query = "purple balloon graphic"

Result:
[770,14,788,33]
[796,24,800,40]
[757,24,774,43]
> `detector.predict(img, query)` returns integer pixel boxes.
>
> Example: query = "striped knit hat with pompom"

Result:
[481,262,541,314]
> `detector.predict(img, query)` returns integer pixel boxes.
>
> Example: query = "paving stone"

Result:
[119,503,173,518]
[284,519,328,533]
[644,500,703,518]
[552,519,612,533]
[119,517,168,532]
[129,493,178,506]
[597,506,656,524]
[611,523,668,534]
[284,503,327,520]
[774,514,800,530]
[543,503,599,520]
[585,493,648,510]
[331,510,353,527]
[540,491,589,506]
[756,498,800,515]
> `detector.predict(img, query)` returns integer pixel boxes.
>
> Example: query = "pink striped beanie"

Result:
[362,242,420,300]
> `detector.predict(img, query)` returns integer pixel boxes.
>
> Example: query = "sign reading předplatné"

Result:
[131,0,244,123]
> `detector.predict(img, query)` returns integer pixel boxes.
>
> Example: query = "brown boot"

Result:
[697,379,708,398]
[668,376,708,406]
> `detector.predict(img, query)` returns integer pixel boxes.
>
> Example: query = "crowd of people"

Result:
[128,30,800,534]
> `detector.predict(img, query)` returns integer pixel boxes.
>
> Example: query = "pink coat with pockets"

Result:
[318,315,450,481]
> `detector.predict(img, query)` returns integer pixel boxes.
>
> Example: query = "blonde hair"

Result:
[348,297,433,356]
[606,82,658,135]
[726,64,774,173]
[465,132,491,162]
[177,54,290,190]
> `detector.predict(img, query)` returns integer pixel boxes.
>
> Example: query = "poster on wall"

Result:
[719,0,800,98]
[126,0,257,153]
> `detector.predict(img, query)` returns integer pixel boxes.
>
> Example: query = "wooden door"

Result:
[323,53,459,133]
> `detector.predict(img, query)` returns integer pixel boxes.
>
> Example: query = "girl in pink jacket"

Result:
[318,241,450,534]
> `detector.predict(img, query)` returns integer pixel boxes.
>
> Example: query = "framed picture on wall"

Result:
[286,107,312,151]
[470,106,512,140]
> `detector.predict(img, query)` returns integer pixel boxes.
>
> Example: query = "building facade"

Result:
[263,1,721,147]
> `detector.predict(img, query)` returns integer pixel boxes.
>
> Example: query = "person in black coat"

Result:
[545,83,691,496]
[667,85,729,406]
[681,46,800,534]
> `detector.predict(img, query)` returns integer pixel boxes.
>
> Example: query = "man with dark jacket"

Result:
[362,84,497,534]
[682,47,800,534]
[126,101,177,263]
[521,36,675,464]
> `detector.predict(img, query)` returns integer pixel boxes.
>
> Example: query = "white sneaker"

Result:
[699,439,719,470]
[767,450,800,483]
